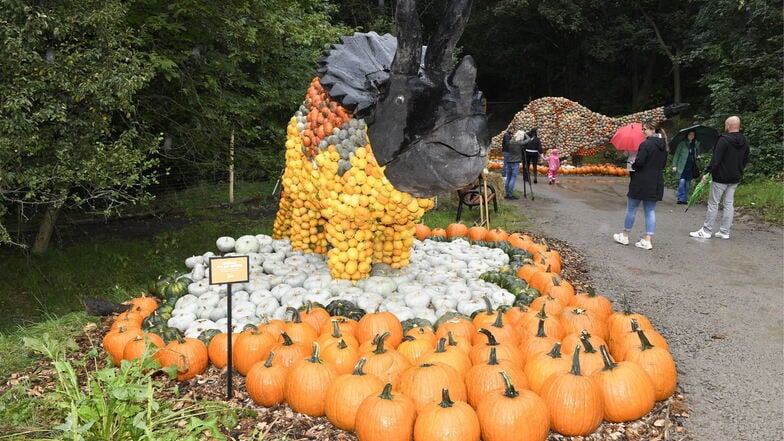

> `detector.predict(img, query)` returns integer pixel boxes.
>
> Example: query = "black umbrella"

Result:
[669,124,719,154]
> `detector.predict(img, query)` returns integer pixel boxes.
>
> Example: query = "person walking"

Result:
[613,120,668,250]
[672,129,701,204]
[504,130,527,199]
[546,148,561,185]
[523,128,542,184]
[689,116,750,239]
[501,130,512,180]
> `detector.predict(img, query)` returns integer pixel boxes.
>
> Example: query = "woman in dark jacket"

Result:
[613,120,668,250]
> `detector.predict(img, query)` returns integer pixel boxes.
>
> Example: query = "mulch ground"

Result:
[8,231,691,441]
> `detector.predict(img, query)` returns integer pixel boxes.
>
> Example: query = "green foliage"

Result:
[2,332,238,440]
[0,0,160,247]
[735,177,784,225]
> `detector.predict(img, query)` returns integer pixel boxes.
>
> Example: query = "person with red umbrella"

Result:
[612,120,669,250]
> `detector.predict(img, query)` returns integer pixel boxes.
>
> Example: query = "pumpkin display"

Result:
[285,342,338,417]
[413,388,480,441]
[121,332,164,362]
[108,217,680,438]
[355,383,417,441]
[476,371,550,441]
[324,358,385,431]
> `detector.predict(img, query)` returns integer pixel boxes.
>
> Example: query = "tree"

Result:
[0,0,159,252]
[690,0,783,179]
[128,0,351,184]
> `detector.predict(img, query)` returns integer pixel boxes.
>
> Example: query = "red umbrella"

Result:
[611,123,646,151]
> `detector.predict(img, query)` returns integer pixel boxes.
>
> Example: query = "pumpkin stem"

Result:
[586,286,598,297]
[487,347,500,366]
[630,318,640,332]
[330,320,343,338]
[434,337,447,353]
[438,388,455,408]
[620,293,632,315]
[379,383,394,400]
[286,306,303,323]
[306,342,323,363]
[373,332,390,354]
[264,352,276,368]
[499,371,520,398]
[535,303,549,320]
[636,329,655,351]
[352,357,368,375]
[477,328,499,346]
[535,318,548,338]
[569,345,583,376]
[491,310,505,328]
[402,335,416,343]
[280,331,294,346]
[598,345,617,371]
[546,342,563,359]
[481,296,494,316]
[337,339,348,349]
[446,331,461,348]
[550,275,560,287]
[580,334,597,353]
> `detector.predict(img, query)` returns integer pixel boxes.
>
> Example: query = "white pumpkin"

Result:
[216,236,236,253]
[235,235,260,254]
[185,255,204,269]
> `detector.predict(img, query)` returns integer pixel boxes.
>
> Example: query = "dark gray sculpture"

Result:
[317,0,488,198]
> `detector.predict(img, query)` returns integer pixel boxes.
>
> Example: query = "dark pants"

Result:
[523,151,539,182]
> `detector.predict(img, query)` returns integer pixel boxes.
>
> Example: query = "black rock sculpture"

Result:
[317,0,488,198]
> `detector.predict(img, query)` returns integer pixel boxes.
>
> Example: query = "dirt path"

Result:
[508,175,783,440]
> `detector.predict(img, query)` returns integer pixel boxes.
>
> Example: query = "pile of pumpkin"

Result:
[486,160,629,177]
[101,224,676,441]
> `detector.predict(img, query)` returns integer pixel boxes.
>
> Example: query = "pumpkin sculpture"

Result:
[273,0,489,280]
[491,97,688,157]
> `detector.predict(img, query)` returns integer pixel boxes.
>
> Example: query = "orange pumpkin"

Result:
[324,358,385,430]
[476,371,550,441]
[285,343,338,417]
[467,225,489,242]
[156,336,209,381]
[355,384,417,441]
[592,345,655,422]
[445,222,469,239]
[539,347,604,436]
[246,352,288,407]
[484,227,509,242]
[413,389,480,441]
[414,223,431,241]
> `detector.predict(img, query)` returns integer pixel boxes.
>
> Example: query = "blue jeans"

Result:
[624,198,657,236]
[504,162,519,197]
[677,178,692,202]
[501,152,509,177]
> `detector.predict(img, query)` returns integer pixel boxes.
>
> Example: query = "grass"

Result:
[734,177,784,225]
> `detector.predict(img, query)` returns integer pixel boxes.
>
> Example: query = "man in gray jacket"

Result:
[689,116,750,239]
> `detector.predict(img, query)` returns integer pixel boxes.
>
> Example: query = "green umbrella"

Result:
[685,174,712,212]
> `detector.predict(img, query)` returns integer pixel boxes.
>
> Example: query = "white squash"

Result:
[216,237,235,253]
[235,235,260,254]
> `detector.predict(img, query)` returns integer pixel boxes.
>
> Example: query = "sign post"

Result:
[208,255,249,399]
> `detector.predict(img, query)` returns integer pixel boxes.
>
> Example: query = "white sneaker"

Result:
[689,228,712,238]
[635,238,653,250]
[714,231,730,239]
[613,233,629,245]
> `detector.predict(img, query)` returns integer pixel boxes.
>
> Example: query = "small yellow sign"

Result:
[209,256,249,285]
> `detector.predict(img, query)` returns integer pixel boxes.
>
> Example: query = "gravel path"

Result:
[507,174,784,440]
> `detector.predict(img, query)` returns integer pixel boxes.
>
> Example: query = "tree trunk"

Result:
[672,48,682,103]
[31,202,63,254]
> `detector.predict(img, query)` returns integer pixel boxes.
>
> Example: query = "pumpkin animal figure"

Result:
[273,0,488,281]
[491,97,688,157]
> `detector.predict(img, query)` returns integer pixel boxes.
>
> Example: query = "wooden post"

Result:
[228,129,235,203]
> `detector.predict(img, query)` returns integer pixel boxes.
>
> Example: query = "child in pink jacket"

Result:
[547,148,561,184]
